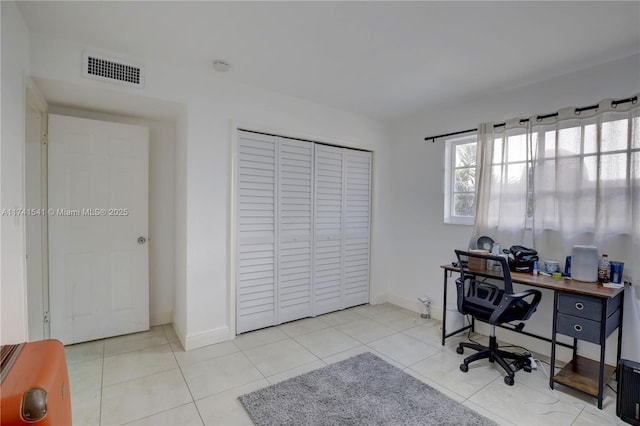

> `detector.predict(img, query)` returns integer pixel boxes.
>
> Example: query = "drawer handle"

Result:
[575,302,584,310]
[574,324,583,332]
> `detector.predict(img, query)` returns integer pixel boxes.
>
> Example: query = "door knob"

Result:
[137,236,147,244]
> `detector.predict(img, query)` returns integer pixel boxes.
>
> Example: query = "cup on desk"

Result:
[543,260,560,274]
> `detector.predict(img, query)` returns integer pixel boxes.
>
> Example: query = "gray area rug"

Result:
[238,352,497,426]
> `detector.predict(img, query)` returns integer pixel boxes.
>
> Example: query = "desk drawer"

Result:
[557,292,620,320]
[556,310,620,344]
[556,313,601,343]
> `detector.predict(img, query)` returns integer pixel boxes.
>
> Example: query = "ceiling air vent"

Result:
[82,51,144,88]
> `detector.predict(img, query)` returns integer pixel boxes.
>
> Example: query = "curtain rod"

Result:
[424,95,638,143]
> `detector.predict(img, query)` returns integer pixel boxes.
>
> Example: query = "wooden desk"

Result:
[440,264,624,409]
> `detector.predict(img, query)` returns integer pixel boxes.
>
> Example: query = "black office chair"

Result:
[454,249,542,385]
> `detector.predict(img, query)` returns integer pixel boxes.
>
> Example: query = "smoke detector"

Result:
[212,60,231,72]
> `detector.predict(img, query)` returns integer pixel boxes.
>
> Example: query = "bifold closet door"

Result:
[237,131,277,334]
[237,132,314,333]
[313,145,344,315]
[277,139,314,323]
[313,146,371,315]
[343,150,371,307]
[237,130,371,333]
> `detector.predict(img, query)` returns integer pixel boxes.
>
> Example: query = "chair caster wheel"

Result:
[523,365,532,373]
[504,376,514,386]
[460,363,469,373]
[456,346,464,355]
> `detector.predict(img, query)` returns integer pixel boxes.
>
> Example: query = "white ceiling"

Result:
[17,1,640,122]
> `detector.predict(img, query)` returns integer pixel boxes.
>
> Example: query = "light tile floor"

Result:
[65,303,623,425]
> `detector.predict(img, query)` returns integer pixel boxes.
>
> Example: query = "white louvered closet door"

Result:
[277,139,314,323]
[313,145,345,315]
[237,131,372,334]
[343,150,372,307]
[237,131,277,333]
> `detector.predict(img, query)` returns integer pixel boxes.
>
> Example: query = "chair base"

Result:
[457,335,532,385]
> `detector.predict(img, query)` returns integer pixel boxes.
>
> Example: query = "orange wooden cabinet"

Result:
[1,340,72,425]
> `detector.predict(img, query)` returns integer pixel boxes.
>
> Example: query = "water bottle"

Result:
[598,254,610,283]
[490,243,501,270]
[564,255,571,277]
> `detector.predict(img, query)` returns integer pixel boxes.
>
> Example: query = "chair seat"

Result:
[462,298,533,324]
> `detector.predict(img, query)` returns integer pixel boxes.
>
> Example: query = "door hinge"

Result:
[44,311,50,324]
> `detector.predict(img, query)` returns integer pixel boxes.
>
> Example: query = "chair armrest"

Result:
[489,289,542,323]
[510,289,542,302]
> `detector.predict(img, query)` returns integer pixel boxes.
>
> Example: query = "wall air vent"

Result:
[82,51,144,88]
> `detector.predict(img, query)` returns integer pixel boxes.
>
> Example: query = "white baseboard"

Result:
[170,319,187,350]
[431,305,444,321]
[369,292,388,305]
[183,326,232,351]
[150,310,173,327]
[386,294,444,320]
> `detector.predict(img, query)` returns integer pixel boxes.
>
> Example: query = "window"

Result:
[531,115,639,236]
[444,135,477,225]
[489,128,535,229]
[444,105,639,234]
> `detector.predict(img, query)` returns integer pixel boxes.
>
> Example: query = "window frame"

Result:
[444,134,477,225]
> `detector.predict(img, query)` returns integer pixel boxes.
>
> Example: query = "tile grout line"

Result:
[289,325,360,359]
[101,327,198,425]
[164,325,207,426]
[239,339,281,383]
[121,402,200,426]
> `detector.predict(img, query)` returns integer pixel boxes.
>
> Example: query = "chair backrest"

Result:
[454,250,513,319]
[454,249,542,324]
[455,249,513,293]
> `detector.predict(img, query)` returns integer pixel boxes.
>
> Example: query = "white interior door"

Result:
[48,114,149,345]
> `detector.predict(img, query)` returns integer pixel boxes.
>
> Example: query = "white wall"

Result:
[172,111,188,342]
[46,106,176,327]
[388,53,640,362]
[26,32,394,349]
[0,1,31,345]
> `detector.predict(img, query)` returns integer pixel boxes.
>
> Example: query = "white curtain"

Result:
[473,120,533,248]
[473,96,639,289]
